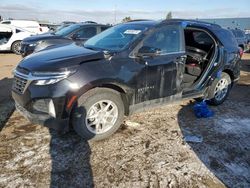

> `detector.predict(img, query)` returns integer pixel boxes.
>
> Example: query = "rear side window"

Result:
[1,21,11,24]
[76,27,97,38]
[143,25,183,54]
[193,31,213,45]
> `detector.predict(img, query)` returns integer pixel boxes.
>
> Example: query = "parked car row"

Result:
[0,20,110,55]
[20,22,110,57]
[12,19,241,140]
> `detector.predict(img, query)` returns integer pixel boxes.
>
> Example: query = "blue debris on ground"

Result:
[193,101,214,118]
[184,135,203,143]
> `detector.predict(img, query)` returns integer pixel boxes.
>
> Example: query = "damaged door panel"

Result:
[130,23,186,107]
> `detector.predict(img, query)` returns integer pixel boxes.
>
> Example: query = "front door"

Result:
[134,23,186,102]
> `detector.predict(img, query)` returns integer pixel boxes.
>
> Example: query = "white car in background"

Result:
[0,20,48,34]
[0,24,34,54]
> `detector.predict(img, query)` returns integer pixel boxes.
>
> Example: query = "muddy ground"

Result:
[0,53,249,188]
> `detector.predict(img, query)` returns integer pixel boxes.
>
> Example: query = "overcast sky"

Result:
[1,0,249,24]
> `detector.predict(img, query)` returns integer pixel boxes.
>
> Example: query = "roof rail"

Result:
[161,19,221,28]
[127,19,153,22]
[84,21,97,24]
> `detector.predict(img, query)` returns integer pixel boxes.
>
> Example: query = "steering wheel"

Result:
[186,46,208,63]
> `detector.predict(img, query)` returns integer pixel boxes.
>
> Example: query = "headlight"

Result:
[29,43,37,47]
[34,41,47,52]
[32,69,76,85]
[35,78,64,85]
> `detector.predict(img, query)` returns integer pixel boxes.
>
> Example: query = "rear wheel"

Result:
[72,88,124,141]
[208,72,232,105]
[11,41,21,55]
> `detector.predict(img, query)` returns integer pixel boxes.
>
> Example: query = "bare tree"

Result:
[166,12,172,19]
[122,17,132,23]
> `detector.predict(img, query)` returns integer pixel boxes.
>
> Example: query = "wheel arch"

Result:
[75,82,131,116]
[11,40,22,48]
[98,83,130,115]
[222,68,234,86]
[238,44,244,51]
[11,40,22,54]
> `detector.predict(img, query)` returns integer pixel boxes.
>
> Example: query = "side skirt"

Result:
[128,87,209,116]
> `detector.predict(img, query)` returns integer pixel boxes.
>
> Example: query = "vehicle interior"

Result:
[182,28,216,88]
[0,31,12,45]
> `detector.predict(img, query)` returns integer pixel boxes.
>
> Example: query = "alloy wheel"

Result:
[214,78,229,101]
[85,100,118,134]
[13,42,21,54]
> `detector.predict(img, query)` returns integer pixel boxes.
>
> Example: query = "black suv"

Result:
[20,23,110,57]
[12,20,241,140]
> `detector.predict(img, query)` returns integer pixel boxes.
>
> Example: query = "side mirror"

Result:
[137,46,161,57]
[71,33,81,40]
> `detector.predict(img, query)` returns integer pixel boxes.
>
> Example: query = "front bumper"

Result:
[15,102,69,132]
[11,76,79,133]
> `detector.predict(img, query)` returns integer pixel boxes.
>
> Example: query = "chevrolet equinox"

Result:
[12,20,241,140]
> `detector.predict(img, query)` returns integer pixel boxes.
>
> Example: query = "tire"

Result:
[208,72,232,105]
[11,41,22,55]
[72,88,124,141]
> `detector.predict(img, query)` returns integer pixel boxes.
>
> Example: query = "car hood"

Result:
[23,33,64,43]
[18,43,105,72]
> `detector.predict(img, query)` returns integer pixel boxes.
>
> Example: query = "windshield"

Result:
[55,24,81,36]
[84,24,149,51]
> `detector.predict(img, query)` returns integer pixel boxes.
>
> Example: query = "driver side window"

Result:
[75,27,97,39]
[143,25,182,54]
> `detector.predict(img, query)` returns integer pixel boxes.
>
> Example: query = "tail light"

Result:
[239,47,243,58]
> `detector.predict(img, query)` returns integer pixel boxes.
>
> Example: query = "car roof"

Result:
[0,23,27,31]
[122,20,160,26]
[72,23,109,27]
[122,19,221,28]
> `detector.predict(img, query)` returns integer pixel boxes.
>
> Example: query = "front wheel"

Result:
[11,41,22,55]
[72,88,124,141]
[208,72,232,105]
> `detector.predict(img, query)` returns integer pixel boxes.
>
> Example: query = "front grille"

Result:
[13,74,28,94]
